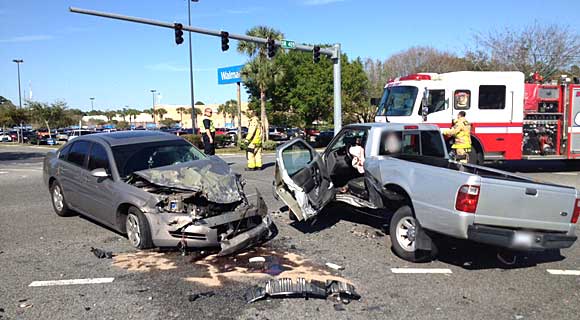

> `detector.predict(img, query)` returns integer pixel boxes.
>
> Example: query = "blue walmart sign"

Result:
[217,64,244,85]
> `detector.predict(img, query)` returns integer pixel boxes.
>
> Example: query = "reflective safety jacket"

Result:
[201,115,215,133]
[444,118,472,149]
[245,116,262,147]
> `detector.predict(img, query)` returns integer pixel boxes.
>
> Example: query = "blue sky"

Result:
[1,0,579,111]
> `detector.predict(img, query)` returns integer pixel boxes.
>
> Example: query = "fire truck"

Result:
[374,71,580,162]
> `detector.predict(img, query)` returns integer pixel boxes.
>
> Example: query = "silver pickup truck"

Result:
[275,123,579,262]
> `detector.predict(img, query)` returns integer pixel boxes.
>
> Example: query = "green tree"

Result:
[238,25,285,140]
[194,101,205,105]
[117,107,128,122]
[104,111,116,122]
[126,108,141,125]
[160,118,178,127]
[176,107,186,125]
[143,108,155,123]
[116,121,130,130]
[28,100,71,137]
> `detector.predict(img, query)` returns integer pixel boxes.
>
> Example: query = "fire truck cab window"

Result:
[454,90,471,110]
[418,90,446,115]
[478,85,506,110]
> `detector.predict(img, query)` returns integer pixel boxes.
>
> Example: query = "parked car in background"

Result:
[286,128,305,139]
[269,127,288,141]
[29,134,57,145]
[68,129,94,141]
[226,127,248,145]
[56,130,69,142]
[315,130,335,148]
[0,132,12,142]
[215,128,228,136]
[304,128,320,142]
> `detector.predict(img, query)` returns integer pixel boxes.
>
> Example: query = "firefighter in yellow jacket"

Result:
[244,110,263,171]
[443,111,472,163]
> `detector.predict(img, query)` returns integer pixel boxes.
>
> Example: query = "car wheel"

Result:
[389,205,435,263]
[125,207,154,249]
[50,181,73,217]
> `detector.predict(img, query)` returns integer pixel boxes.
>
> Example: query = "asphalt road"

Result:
[1,144,579,320]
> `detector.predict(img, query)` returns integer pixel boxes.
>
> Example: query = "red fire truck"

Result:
[374,71,580,162]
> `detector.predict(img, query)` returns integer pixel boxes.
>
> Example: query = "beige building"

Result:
[154,103,251,129]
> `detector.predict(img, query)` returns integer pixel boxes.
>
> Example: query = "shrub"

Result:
[263,140,278,150]
[182,134,203,149]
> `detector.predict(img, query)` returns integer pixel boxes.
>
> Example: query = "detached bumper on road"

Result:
[467,225,577,251]
[145,193,275,254]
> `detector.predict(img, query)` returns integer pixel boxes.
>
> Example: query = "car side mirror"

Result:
[91,168,110,178]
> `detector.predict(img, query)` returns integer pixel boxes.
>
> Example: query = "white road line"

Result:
[553,172,578,176]
[0,171,7,174]
[29,277,115,287]
[546,269,580,276]
[391,268,452,274]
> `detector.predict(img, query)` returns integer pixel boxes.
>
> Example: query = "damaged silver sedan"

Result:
[43,131,276,255]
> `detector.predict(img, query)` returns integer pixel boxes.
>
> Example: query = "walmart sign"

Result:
[217,64,244,85]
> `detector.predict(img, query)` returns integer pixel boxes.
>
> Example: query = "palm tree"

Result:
[224,99,238,126]
[217,104,227,125]
[143,108,155,124]
[104,111,116,122]
[176,107,186,126]
[126,108,140,126]
[155,108,167,121]
[117,107,128,122]
[237,25,284,141]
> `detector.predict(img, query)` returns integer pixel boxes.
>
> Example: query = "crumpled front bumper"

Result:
[144,192,275,254]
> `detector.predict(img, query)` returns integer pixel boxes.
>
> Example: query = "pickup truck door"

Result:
[275,138,334,221]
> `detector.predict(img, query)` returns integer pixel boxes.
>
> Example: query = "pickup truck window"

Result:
[377,86,418,117]
[420,131,446,157]
[281,141,312,176]
[327,129,368,154]
[402,133,420,155]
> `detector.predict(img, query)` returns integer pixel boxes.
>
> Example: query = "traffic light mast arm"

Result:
[69,7,336,57]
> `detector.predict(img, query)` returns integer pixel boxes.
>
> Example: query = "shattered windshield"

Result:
[376,85,418,116]
[113,140,206,178]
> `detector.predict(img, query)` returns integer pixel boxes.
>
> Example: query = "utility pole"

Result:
[69,7,343,134]
[12,59,23,143]
[150,89,156,126]
[90,97,95,111]
[187,0,198,131]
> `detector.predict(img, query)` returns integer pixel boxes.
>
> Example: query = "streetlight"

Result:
[12,59,23,143]
[187,0,198,131]
[150,89,156,126]
[90,97,95,111]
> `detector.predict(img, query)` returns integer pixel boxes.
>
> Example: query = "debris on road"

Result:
[19,302,32,309]
[90,247,113,259]
[245,278,361,305]
[188,291,216,302]
[333,303,346,311]
[325,262,345,271]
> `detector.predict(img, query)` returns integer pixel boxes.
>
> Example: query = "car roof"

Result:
[343,122,440,131]
[71,130,183,147]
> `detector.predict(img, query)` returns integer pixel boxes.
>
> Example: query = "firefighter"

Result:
[444,111,471,163]
[244,110,263,171]
[201,107,216,155]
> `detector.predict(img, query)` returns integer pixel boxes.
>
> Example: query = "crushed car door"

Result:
[275,139,334,221]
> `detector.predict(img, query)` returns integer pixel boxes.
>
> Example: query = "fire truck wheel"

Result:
[469,147,483,165]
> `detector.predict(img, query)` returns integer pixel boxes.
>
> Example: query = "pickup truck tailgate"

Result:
[475,178,577,232]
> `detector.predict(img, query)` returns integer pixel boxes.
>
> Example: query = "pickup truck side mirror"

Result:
[91,168,110,179]
[421,88,429,121]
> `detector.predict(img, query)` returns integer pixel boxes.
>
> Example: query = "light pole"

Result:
[150,89,156,126]
[90,97,95,111]
[187,0,198,131]
[12,59,23,143]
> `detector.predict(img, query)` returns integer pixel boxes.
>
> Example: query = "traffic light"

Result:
[220,31,229,51]
[313,46,321,63]
[267,38,276,59]
[174,23,184,45]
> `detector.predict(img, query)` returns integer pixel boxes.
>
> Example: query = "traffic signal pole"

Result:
[69,7,343,134]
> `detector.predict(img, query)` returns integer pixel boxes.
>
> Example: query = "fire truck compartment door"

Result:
[570,87,580,154]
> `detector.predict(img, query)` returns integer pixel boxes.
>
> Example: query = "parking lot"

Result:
[1,144,580,320]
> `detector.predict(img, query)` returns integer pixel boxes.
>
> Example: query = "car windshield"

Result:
[112,140,206,178]
[376,85,419,116]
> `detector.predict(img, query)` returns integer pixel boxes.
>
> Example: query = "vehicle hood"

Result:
[132,158,243,204]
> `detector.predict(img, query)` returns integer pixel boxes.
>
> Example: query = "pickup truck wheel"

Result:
[389,206,435,263]
[50,181,73,217]
[126,207,154,250]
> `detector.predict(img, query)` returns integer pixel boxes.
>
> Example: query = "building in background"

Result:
[154,102,250,128]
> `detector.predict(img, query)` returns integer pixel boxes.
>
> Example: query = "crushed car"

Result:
[43,131,276,255]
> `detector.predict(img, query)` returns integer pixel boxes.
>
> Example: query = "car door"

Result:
[81,142,116,225]
[275,139,334,221]
[58,140,90,209]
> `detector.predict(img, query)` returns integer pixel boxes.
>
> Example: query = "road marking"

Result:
[391,268,452,274]
[546,269,580,276]
[0,171,7,174]
[553,172,578,176]
[29,277,115,287]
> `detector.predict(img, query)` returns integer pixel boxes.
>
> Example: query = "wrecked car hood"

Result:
[133,158,242,204]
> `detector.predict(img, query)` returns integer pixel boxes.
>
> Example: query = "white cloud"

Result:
[0,35,54,43]
[303,0,345,5]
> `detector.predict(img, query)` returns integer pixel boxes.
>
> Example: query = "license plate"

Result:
[513,232,533,247]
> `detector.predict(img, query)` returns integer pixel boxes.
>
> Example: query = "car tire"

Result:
[389,205,436,263]
[125,207,154,250]
[50,181,73,217]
